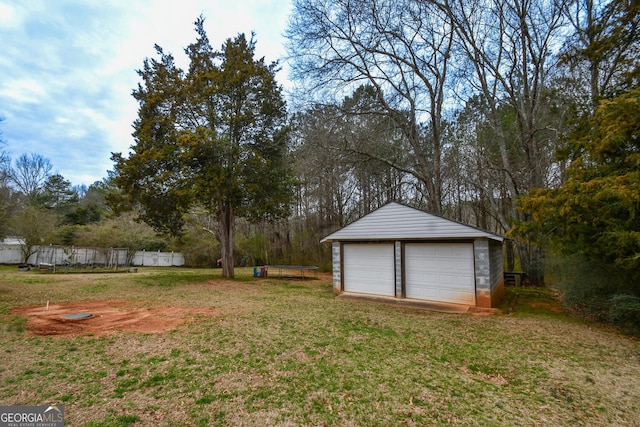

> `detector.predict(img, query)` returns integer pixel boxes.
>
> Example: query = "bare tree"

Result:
[8,153,52,198]
[0,117,10,186]
[442,0,568,283]
[561,0,640,104]
[287,0,455,213]
[292,105,360,230]
[0,118,11,240]
[9,205,57,263]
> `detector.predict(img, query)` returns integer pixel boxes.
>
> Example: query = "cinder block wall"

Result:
[489,240,505,305]
[331,242,341,294]
[395,241,402,298]
[474,238,506,308]
[473,239,492,308]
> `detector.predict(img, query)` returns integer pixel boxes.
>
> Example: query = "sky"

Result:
[0,0,293,187]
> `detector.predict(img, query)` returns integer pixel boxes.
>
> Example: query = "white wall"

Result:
[131,250,185,267]
[0,244,185,267]
[0,245,23,264]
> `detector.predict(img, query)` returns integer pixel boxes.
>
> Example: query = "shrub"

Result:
[608,294,640,336]
[547,253,640,334]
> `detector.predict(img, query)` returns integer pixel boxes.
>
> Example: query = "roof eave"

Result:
[321,235,504,243]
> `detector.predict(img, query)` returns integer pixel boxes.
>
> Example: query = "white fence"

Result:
[0,244,185,267]
[0,244,24,264]
[131,250,185,267]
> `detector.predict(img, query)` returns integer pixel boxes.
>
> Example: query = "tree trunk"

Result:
[505,239,515,273]
[219,202,235,278]
[516,240,545,286]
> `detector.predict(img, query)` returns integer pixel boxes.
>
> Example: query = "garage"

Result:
[404,243,475,304]
[322,202,505,309]
[343,244,395,296]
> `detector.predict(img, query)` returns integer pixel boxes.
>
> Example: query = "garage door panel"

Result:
[405,243,475,305]
[344,244,395,296]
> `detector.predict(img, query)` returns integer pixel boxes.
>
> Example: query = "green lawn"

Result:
[1,266,639,426]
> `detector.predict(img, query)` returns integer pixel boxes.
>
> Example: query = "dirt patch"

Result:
[13,300,217,337]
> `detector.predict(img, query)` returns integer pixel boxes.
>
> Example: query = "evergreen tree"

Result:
[111,17,294,277]
[516,86,640,280]
[39,174,78,211]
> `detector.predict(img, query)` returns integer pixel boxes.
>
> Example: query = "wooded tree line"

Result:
[285,0,639,329]
[0,0,638,328]
[0,147,171,262]
[287,0,638,284]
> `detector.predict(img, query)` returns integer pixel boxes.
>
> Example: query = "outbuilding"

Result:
[321,202,505,308]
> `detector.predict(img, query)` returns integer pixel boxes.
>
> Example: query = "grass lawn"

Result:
[1,266,639,426]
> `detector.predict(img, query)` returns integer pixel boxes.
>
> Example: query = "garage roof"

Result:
[321,202,504,243]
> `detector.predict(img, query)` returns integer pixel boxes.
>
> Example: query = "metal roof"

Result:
[320,202,504,243]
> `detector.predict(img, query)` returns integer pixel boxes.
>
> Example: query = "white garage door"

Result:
[405,243,475,305]
[343,244,395,296]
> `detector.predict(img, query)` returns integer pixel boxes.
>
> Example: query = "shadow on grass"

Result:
[499,286,568,318]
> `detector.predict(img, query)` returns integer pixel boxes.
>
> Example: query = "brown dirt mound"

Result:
[13,300,217,337]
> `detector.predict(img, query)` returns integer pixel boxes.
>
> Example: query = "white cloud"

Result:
[0,2,28,30]
[0,78,48,104]
[0,0,293,186]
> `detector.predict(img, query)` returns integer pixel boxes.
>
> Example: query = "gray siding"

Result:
[322,202,502,242]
